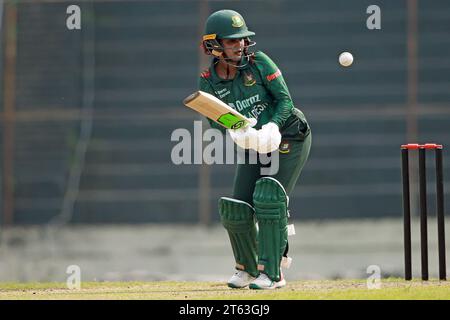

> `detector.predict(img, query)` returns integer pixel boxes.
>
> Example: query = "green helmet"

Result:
[203,9,255,40]
[202,10,256,61]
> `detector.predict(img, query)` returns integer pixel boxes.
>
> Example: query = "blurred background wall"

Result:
[1,0,449,225]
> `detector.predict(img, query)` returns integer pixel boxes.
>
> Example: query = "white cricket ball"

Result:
[339,52,354,67]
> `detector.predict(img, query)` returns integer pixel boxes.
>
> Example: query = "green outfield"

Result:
[0,279,449,300]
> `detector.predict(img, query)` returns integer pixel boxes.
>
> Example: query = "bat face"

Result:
[183,91,252,129]
[217,112,247,129]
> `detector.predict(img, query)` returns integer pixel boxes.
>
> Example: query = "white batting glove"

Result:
[228,126,259,151]
[256,122,282,154]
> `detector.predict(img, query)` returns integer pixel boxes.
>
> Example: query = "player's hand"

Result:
[228,126,259,151]
[256,122,282,154]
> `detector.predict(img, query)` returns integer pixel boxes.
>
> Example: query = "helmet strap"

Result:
[221,54,251,69]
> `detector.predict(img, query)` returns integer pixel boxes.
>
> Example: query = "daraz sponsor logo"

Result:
[228,94,261,112]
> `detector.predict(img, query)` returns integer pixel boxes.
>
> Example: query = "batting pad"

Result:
[219,197,258,277]
[253,177,289,282]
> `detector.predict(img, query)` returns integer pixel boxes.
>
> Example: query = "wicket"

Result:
[401,143,446,281]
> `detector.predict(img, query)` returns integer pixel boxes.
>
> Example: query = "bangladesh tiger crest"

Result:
[231,15,244,28]
[243,70,256,86]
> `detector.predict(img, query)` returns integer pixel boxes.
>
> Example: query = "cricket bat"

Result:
[183,90,256,130]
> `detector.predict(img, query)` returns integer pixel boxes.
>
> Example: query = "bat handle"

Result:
[247,117,257,128]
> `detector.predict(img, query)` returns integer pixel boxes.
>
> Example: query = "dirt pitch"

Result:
[0,279,449,300]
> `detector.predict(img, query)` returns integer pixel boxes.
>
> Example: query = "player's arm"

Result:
[198,75,227,134]
[255,51,294,129]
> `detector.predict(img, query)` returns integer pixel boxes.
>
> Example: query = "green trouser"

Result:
[231,116,311,281]
[232,125,312,203]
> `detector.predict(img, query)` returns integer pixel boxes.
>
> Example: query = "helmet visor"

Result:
[220,30,255,39]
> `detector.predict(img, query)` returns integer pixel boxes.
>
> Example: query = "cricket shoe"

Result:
[227,270,256,289]
[249,272,286,290]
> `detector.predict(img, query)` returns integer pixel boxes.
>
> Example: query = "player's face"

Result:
[221,38,245,62]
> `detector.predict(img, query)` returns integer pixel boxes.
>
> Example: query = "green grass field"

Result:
[0,279,449,300]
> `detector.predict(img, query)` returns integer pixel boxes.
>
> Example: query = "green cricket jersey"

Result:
[198,51,310,137]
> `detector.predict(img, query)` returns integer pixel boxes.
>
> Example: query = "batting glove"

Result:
[228,126,259,151]
[256,122,282,154]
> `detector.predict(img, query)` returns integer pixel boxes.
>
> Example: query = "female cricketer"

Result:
[198,9,312,289]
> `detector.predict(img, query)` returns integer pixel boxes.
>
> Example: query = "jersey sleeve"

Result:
[198,73,227,134]
[254,51,294,128]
